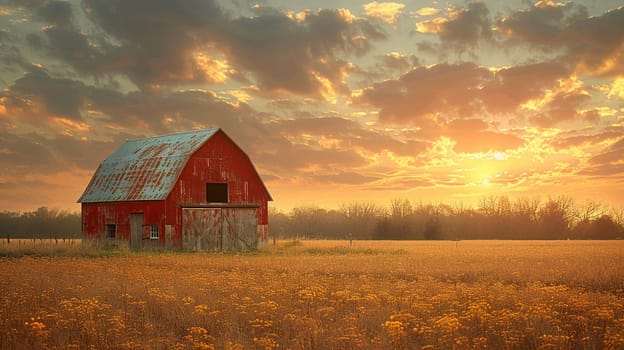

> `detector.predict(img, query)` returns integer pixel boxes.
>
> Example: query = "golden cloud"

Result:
[192,52,230,83]
[414,7,440,17]
[363,1,405,25]
[415,17,447,34]
[608,78,624,99]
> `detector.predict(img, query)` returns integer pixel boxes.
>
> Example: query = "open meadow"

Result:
[1,239,623,349]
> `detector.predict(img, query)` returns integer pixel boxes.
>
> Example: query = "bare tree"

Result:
[339,202,385,239]
[538,196,575,239]
[479,196,512,217]
[611,206,624,227]
[390,198,413,218]
[574,200,606,223]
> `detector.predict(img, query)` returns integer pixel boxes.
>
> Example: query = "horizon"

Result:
[1,0,623,213]
[5,194,624,215]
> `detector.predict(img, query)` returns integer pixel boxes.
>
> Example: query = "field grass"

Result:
[1,239,623,349]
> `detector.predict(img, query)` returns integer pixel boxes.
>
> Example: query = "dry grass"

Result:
[1,240,623,349]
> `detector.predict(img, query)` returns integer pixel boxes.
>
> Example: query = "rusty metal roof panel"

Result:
[78,128,219,203]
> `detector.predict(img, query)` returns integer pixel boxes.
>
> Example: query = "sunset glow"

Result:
[0,0,623,212]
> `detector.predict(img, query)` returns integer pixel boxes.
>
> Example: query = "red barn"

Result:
[77,128,272,251]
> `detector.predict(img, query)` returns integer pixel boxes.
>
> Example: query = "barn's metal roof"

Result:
[78,129,219,203]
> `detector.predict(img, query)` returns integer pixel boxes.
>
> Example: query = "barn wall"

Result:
[82,201,176,248]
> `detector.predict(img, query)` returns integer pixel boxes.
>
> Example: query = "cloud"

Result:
[9,0,112,77]
[221,8,384,99]
[82,0,383,97]
[589,137,624,166]
[36,0,73,27]
[496,0,579,46]
[363,1,405,25]
[582,136,624,177]
[311,171,381,185]
[568,6,624,76]
[366,176,435,191]
[400,118,526,154]
[528,77,592,127]
[0,128,121,177]
[414,7,440,17]
[81,0,229,87]
[439,2,492,45]
[355,62,492,124]
[1,68,87,122]
[497,2,624,76]
[445,119,525,153]
[0,130,58,175]
[271,116,428,158]
[0,66,271,136]
[481,62,572,114]
[256,144,368,174]
[0,68,280,176]
[0,69,381,184]
[416,2,492,52]
[380,52,413,71]
[0,38,30,76]
[551,130,622,150]
[9,0,384,98]
[356,61,586,127]
[608,78,624,99]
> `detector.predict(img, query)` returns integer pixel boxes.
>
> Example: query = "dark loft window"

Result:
[106,224,116,238]
[206,183,228,202]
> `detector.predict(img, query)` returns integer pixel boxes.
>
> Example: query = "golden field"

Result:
[1,240,623,349]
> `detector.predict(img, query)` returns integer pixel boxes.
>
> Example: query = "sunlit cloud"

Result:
[414,7,440,17]
[497,3,624,77]
[415,17,447,34]
[416,2,492,52]
[226,87,256,104]
[285,10,308,23]
[0,7,16,16]
[192,52,231,83]
[363,1,405,25]
[608,78,624,99]
[50,117,91,135]
[380,52,411,71]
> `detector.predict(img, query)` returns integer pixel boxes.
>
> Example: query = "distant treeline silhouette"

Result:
[3,197,623,240]
[270,196,624,240]
[0,207,81,238]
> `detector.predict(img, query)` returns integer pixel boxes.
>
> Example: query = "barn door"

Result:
[222,208,257,251]
[182,208,257,251]
[130,213,143,250]
[182,209,222,251]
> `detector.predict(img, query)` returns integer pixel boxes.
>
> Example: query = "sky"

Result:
[0,0,623,212]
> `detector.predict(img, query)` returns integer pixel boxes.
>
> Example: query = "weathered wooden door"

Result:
[182,208,257,251]
[182,209,221,251]
[222,208,257,251]
[130,213,143,250]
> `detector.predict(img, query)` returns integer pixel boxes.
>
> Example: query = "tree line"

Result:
[270,196,624,240]
[0,207,81,238]
[2,197,623,240]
